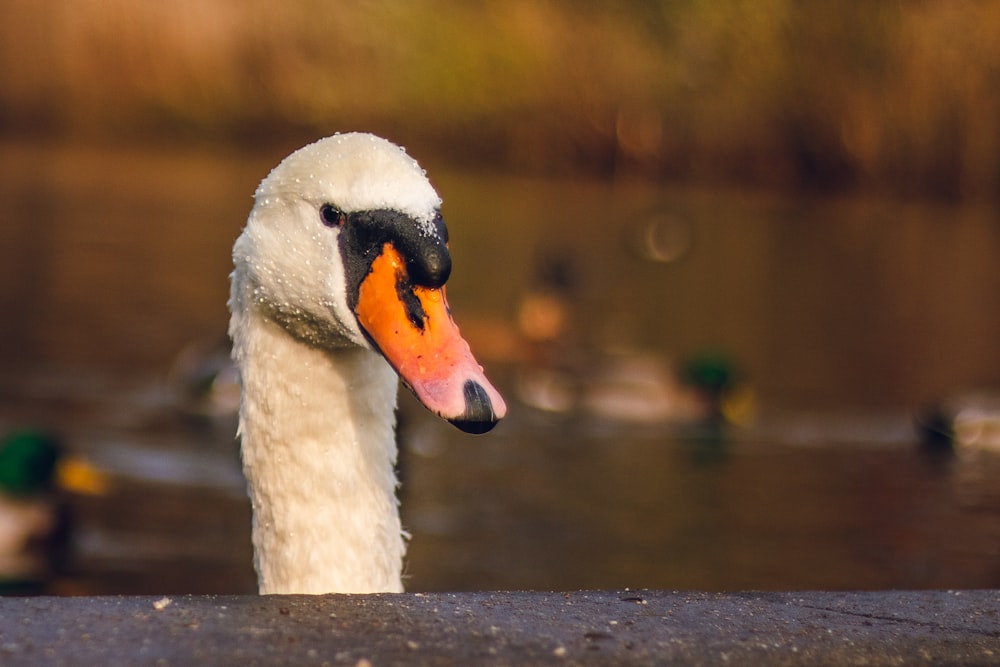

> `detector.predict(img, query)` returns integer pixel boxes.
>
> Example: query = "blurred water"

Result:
[403,413,1000,591]
[1,140,999,593]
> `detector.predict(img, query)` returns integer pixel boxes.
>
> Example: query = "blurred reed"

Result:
[1,0,998,198]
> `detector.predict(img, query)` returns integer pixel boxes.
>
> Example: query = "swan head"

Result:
[231,133,506,433]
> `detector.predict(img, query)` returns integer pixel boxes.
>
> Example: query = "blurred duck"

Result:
[0,431,66,593]
[0,430,108,594]
[518,349,754,427]
[917,390,1000,450]
[229,133,505,594]
[505,249,753,427]
[168,337,240,420]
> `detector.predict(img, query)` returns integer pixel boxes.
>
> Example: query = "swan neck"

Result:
[233,306,404,593]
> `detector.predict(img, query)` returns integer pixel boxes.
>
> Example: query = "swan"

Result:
[228,133,506,594]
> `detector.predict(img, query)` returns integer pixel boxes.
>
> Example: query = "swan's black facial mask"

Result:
[338,209,451,313]
[335,207,506,434]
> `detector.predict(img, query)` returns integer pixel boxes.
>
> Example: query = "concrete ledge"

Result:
[1,590,998,665]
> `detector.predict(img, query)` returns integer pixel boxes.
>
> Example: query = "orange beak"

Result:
[355,243,506,433]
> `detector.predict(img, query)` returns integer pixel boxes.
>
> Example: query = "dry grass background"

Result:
[2,1,1000,197]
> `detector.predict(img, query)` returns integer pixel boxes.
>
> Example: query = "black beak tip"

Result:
[450,418,498,435]
[448,380,500,435]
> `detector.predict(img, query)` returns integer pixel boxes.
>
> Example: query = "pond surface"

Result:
[1,139,999,594]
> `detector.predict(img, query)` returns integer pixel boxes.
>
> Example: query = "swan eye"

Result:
[320,204,345,228]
